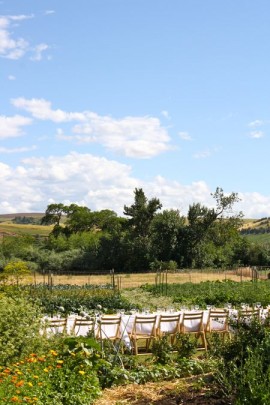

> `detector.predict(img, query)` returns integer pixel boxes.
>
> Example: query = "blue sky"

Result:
[1,0,270,218]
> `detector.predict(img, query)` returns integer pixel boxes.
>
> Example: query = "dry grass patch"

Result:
[31,271,250,288]
[94,379,187,405]
[93,374,227,405]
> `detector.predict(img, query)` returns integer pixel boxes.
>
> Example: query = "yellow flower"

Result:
[43,368,49,373]
[28,382,33,387]
[33,375,39,379]
[78,370,85,375]
[50,350,58,356]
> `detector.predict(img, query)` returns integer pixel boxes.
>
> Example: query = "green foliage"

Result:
[1,259,31,284]
[0,295,45,365]
[212,319,270,404]
[174,333,197,359]
[0,343,102,404]
[13,215,41,225]
[1,235,36,260]
[123,187,162,238]
[149,209,185,262]
[152,336,173,365]
[144,279,270,308]
[17,284,132,316]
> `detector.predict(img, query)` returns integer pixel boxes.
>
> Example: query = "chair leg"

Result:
[133,339,138,355]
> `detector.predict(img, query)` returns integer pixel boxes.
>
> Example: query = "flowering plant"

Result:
[0,344,101,404]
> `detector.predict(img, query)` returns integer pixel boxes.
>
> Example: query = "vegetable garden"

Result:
[1,278,270,404]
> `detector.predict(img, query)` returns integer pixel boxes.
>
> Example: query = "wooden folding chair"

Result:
[206,309,231,341]
[96,315,121,344]
[128,315,157,355]
[72,317,95,337]
[238,308,261,325]
[180,311,207,351]
[44,318,67,337]
[156,313,181,344]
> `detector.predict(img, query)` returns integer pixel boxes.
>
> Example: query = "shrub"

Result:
[0,295,45,365]
[213,319,270,403]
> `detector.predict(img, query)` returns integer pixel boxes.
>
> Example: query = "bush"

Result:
[0,295,46,365]
[213,319,270,403]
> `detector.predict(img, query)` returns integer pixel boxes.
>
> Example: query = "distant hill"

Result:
[240,217,270,233]
[0,213,45,222]
[0,213,52,238]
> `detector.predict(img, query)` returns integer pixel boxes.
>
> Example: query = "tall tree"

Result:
[149,209,185,262]
[41,203,68,237]
[123,188,162,238]
[179,187,243,267]
[65,204,93,234]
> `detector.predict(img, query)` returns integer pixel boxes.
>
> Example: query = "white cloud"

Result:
[30,43,49,61]
[8,14,34,22]
[0,152,269,217]
[249,130,264,139]
[193,146,220,159]
[13,97,171,158]
[12,97,86,122]
[238,192,270,218]
[248,120,264,128]
[193,149,211,159]
[8,74,16,80]
[45,10,55,15]
[0,14,49,60]
[179,131,192,141]
[161,110,170,119]
[73,114,171,158]
[0,15,30,59]
[0,152,138,213]
[0,145,37,153]
[0,115,32,139]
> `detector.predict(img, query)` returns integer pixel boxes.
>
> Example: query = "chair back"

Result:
[238,308,260,323]
[72,317,95,336]
[131,315,157,337]
[181,311,204,333]
[44,318,67,336]
[157,313,181,335]
[97,315,121,340]
[206,309,229,332]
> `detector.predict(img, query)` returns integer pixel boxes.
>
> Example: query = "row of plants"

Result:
[144,279,270,308]
[0,284,132,316]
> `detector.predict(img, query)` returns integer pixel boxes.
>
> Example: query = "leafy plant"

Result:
[152,335,173,365]
[0,295,46,365]
[174,333,197,359]
[0,343,102,404]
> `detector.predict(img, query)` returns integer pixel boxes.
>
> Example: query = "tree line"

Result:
[1,187,270,273]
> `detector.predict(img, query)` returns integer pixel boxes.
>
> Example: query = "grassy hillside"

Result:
[0,213,52,237]
[240,217,270,244]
